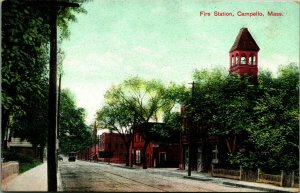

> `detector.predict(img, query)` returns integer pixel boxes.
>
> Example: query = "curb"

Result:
[183,176,212,181]
[113,165,136,169]
[223,182,294,193]
[57,167,63,191]
[92,160,139,170]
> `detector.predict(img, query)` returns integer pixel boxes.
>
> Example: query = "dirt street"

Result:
[59,160,260,192]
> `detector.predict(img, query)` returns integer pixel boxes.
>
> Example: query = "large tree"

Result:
[11,79,49,160]
[97,77,180,168]
[191,68,253,169]
[244,63,299,171]
[2,0,50,149]
[1,0,89,150]
[191,64,299,171]
[58,89,93,154]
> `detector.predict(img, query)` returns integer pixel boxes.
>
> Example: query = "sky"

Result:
[60,1,299,124]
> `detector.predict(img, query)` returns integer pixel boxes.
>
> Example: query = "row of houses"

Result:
[78,28,260,172]
[77,125,181,169]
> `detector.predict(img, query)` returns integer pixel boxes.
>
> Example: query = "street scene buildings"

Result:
[80,27,260,171]
[179,28,260,172]
[74,28,298,189]
[2,1,299,192]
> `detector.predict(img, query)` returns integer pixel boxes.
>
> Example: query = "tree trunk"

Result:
[225,138,232,154]
[232,135,237,153]
[1,109,10,149]
[33,144,38,159]
[225,135,237,155]
[202,137,209,172]
[142,140,149,169]
[40,145,45,162]
[125,145,130,166]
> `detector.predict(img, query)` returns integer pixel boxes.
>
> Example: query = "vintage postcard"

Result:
[1,0,299,192]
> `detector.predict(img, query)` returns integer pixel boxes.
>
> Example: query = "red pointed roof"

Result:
[229,28,260,52]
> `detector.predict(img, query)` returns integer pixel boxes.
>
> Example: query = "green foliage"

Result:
[228,151,257,170]
[58,89,93,154]
[2,151,42,173]
[246,63,299,171]
[2,0,51,153]
[190,64,299,171]
[19,160,42,173]
[98,77,182,136]
[1,0,90,154]
[12,82,49,154]
[161,112,181,138]
[97,77,186,166]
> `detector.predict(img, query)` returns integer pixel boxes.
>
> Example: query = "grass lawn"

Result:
[19,160,42,173]
[2,150,43,173]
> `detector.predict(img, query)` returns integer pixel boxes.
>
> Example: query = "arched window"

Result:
[231,55,235,66]
[235,54,239,65]
[252,55,256,65]
[241,53,246,65]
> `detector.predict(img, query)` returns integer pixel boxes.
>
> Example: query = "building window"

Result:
[252,55,256,65]
[249,54,257,65]
[241,53,246,64]
[235,54,239,65]
[136,150,141,164]
[231,55,235,66]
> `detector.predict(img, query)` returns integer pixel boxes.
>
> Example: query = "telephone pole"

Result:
[27,1,79,191]
[49,2,79,191]
[188,81,196,176]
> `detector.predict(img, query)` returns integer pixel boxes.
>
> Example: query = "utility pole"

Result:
[131,113,136,168]
[57,73,62,137]
[188,81,196,176]
[108,128,112,165]
[48,3,58,191]
[56,70,62,173]
[49,2,79,191]
[26,1,79,191]
[94,121,97,161]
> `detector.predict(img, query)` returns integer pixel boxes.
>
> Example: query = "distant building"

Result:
[98,132,128,164]
[7,138,42,159]
[130,122,180,168]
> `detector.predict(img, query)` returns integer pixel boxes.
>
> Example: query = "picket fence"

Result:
[211,165,298,187]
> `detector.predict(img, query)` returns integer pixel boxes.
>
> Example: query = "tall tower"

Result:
[229,28,260,79]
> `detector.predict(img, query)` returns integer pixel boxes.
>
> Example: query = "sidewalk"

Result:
[151,167,300,193]
[2,161,63,192]
[3,160,299,192]
[3,162,48,192]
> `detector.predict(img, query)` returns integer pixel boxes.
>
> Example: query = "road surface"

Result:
[59,160,260,192]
